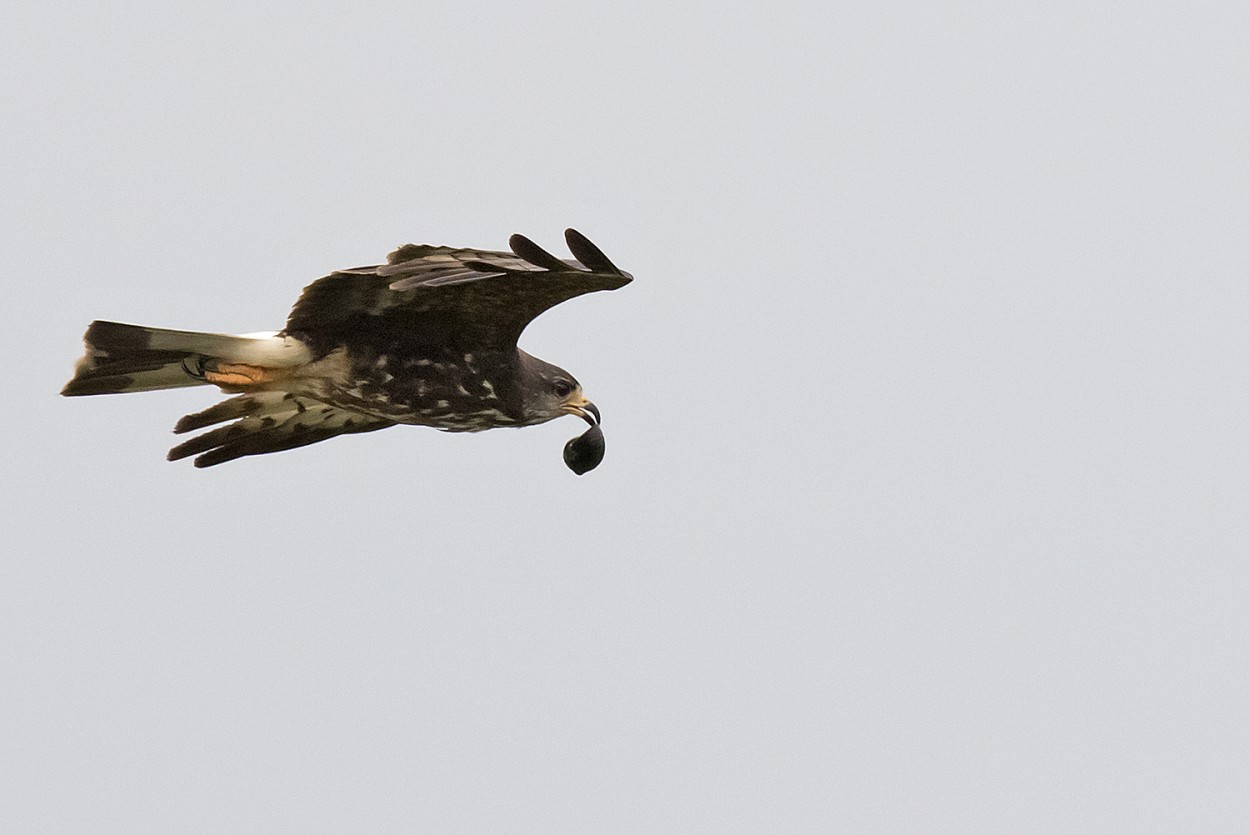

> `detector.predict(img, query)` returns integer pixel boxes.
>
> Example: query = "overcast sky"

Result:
[3,1,1249,831]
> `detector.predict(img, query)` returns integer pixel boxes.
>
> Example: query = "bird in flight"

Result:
[62,229,631,473]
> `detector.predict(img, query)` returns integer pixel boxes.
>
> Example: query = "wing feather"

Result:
[168,394,393,467]
[506,233,571,272]
[564,228,624,274]
[281,229,631,352]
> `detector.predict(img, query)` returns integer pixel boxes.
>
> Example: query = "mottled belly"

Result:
[329,349,524,432]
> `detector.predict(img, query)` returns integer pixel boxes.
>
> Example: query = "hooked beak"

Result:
[562,397,601,427]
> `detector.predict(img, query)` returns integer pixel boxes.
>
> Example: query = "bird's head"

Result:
[518,351,599,427]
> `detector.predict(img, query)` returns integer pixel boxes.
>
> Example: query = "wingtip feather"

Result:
[564,228,619,273]
[509,234,570,272]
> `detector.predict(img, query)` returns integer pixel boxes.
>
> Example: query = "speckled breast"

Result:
[334,344,525,431]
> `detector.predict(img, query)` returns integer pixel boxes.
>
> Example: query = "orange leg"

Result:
[204,363,288,391]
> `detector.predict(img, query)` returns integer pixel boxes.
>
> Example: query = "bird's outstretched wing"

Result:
[282,229,631,354]
[167,391,394,468]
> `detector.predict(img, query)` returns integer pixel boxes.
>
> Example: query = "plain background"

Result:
[3,1,1248,831]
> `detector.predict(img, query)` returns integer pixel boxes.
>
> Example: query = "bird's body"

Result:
[62,229,630,471]
[312,343,529,432]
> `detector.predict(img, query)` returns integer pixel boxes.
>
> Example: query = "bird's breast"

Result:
[333,346,524,430]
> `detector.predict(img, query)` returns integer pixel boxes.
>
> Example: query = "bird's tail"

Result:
[61,320,312,396]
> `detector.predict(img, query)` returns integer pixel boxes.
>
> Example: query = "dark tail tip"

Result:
[83,320,154,352]
[61,375,135,396]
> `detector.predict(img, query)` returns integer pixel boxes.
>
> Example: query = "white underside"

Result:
[140,327,312,366]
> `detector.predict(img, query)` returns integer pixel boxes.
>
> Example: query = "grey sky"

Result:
[3,1,1249,831]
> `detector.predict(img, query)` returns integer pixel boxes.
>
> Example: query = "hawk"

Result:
[62,229,631,473]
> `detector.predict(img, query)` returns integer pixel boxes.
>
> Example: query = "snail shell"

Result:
[563,423,605,475]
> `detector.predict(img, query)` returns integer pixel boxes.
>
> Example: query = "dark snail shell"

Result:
[563,423,605,475]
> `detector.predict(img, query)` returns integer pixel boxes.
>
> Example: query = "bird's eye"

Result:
[553,379,573,398]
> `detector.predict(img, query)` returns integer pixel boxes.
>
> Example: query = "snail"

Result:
[563,403,606,475]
